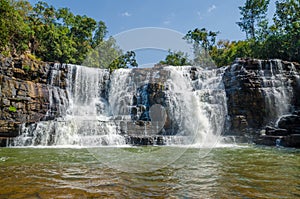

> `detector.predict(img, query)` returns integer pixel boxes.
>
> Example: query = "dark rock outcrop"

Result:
[224,59,300,137]
[1,57,300,148]
[255,113,300,147]
[0,57,67,138]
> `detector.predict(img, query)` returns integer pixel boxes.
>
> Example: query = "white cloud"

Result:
[208,5,216,13]
[121,12,131,17]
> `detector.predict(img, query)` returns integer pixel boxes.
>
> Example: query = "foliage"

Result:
[183,28,219,66]
[0,0,31,56]
[235,0,299,63]
[160,0,300,67]
[109,51,138,71]
[83,37,122,68]
[83,37,138,71]
[27,1,99,64]
[210,40,252,67]
[159,50,191,66]
[237,0,270,39]
[270,0,300,62]
[8,106,17,112]
[22,65,31,71]
[1,0,299,68]
[0,0,137,69]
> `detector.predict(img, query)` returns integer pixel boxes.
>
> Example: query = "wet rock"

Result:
[285,134,300,148]
[265,128,288,136]
[277,115,300,130]
[254,135,284,146]
[0,57,67,138]
[126,135,165,145]
[255,113,300,148]
[224,59,300,137]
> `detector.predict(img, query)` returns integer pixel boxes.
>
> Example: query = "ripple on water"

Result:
[0,145,299,198]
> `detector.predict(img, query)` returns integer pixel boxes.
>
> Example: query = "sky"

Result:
[28,0,276,66]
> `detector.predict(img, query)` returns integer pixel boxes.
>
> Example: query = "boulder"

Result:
[277,115,300,130]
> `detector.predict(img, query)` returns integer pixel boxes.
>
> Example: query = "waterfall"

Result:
[259,60,296,121]
[164,66,227,146]
[13,65,125,146]
[11,64,228,147]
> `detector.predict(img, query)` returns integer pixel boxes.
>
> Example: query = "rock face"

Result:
[223,59,300,138]
[1,57,300,147]
[255,112,300,147]
[0,57,68,138]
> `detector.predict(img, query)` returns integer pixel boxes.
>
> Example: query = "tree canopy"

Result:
[160,0,300,67]
[1,0,299,69]
[0,0,138,71]
[237,0,270,39]
[159,50,191,66]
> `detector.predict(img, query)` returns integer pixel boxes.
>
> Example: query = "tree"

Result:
[25,1,104,64]
[237,0,270,39]
[92,21,108,48]
[184,28,219,66]
[83,37,138,71]
[0,0,31,56]
[109,51,138,71]
[159,50,191,66]
[210,40,252,67]
[272,0,300,62]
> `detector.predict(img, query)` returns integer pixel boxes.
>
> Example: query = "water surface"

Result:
[0,145,299,198]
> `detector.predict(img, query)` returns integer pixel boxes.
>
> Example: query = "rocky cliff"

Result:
[223,59,300,143]
[0,56,68,140]
[1,57,300,147]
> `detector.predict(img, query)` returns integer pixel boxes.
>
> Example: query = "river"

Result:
[0,145,299,198]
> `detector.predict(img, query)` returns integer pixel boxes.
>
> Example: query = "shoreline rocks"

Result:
[254,113,300,148]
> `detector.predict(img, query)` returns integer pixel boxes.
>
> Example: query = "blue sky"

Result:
[28,0,276,66]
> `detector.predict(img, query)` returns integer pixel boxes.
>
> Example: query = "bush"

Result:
[22,65,31,71]
[8,106,17,112]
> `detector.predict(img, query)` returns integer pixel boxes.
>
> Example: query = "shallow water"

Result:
[0,145,299,198]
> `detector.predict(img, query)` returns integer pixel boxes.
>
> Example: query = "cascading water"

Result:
[13,65,125,146]
[11,64,228,147]
[164,66,227,146]
[259,60,297,121]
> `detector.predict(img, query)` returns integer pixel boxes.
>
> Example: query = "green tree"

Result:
[210,40,252,67]
[237,0,270,39]
[159,50,191,66]
[26,1,103,64]
[0,0,31,56]
[109,51,138,71]
[92,21,108,48]
[83,37,123,68]
[184,28,219,66]
[83,37,138,71]
[272,0,300,62]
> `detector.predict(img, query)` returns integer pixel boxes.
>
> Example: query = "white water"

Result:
[258,60,296,121]
[164,66,227,146]
[12,65,227,147]
[14,65,125,146]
